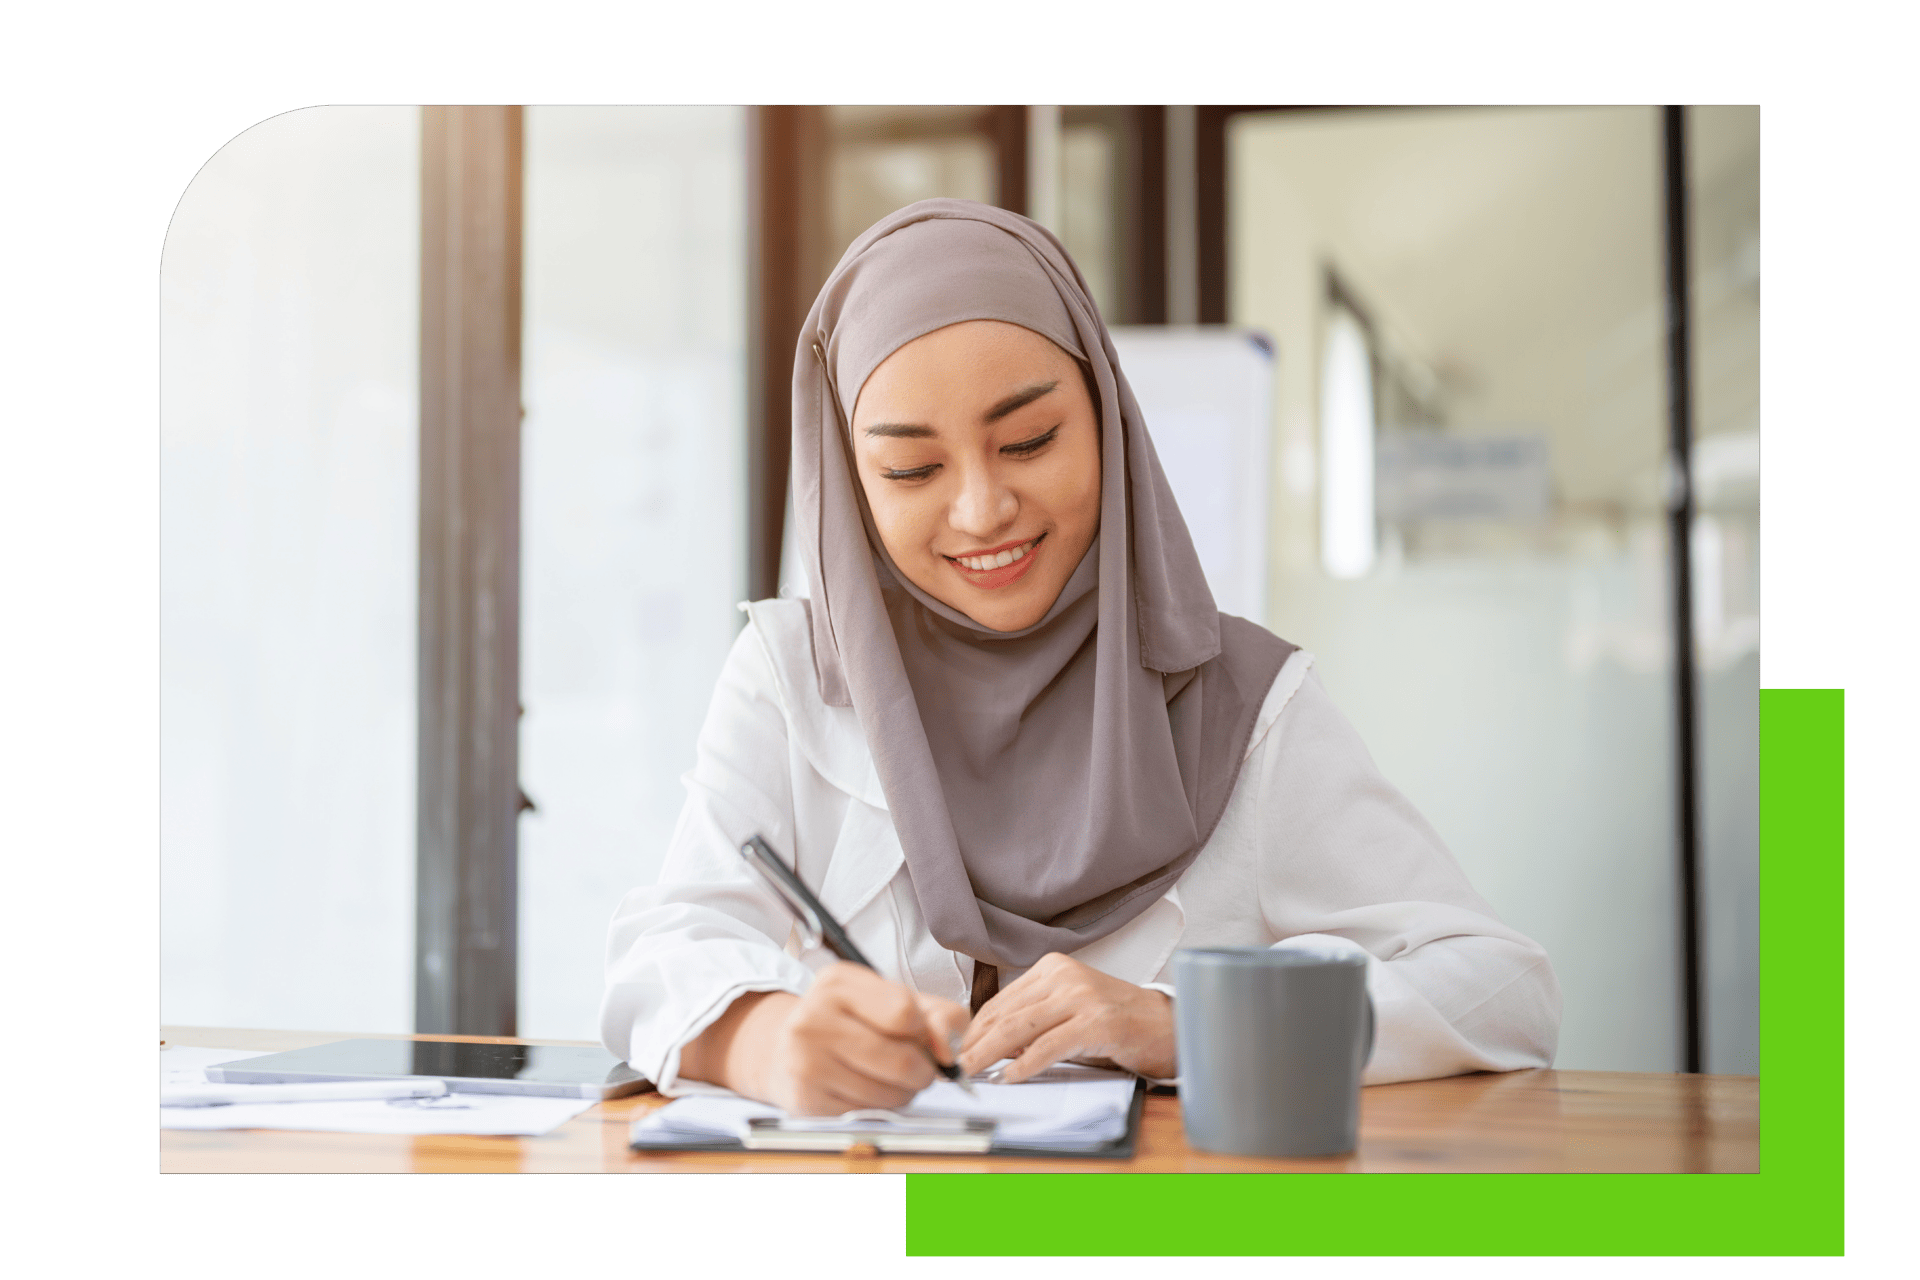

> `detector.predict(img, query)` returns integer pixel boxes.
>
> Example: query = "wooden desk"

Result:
[160,1027,1758,1174]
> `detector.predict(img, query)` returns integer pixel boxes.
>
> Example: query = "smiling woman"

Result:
[851,320,1101,631]
[601,199,1561,1117]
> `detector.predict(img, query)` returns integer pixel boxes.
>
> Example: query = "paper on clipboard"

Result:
[630,1063,1138,1153]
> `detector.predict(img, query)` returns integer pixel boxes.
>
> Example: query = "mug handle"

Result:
[1361,992,1376,1066]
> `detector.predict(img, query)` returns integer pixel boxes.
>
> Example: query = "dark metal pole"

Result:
[1661,105,1705,1074]
[987,105,1029,217]
[1194,106,1233,325]
[1119,105,1167,325]
[416,105,524,1036]
[747,106,825,604]
[746,106,787,606]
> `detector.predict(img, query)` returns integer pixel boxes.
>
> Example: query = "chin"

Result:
[912,556,1063,632]
[962,588,1052,633]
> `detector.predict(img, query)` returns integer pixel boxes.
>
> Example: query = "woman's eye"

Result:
[881,463,940,482]
[1001,425,1060,457]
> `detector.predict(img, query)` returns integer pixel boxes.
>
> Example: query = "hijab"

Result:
[790,198,1294,971]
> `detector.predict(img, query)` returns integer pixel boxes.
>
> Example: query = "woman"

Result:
[602,199,1559,1116]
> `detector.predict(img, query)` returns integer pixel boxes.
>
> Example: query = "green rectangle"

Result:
[906,688,1842,1256]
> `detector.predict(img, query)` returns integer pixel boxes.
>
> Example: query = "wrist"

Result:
[1132,989,1178,1080]
[680,989,798,1097]
[721,990,800,1100]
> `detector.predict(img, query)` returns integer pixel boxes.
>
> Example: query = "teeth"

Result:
[958,540,1033,572]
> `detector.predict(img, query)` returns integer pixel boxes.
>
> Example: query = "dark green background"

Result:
[11,0,1904,1274]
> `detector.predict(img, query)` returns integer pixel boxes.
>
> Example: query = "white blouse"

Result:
[601,598,1561,1094]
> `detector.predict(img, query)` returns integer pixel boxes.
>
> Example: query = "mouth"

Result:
[943,534,1045,589]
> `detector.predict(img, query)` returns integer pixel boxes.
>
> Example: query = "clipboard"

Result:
[628,1076,1147,1159]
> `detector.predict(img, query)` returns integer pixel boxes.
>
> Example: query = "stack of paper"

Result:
[631,1064,1135,1153]
[160,1046,594,1136]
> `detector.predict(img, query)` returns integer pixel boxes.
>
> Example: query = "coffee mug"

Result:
[1172,945,1375,1157]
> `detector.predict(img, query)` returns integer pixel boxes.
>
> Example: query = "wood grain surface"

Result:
[160,1027,1758,1174]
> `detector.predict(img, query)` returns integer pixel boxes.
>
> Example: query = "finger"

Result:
[817,1068,919,1114]
[818,1018,938,1094]
[962,970,1069,1042]
[916,996,970,1065]
[961,956,1080,1050]
[824,1048,930,1108]
[1002,1019,1095,1084]
[959,995,1073,1077]
[821,965,931,1040]
[958,991,1034,1069]
[797,1072,916,1117]
[959,980,1038,1052]
[785,1023,927,1113]
[790,991,935,1089]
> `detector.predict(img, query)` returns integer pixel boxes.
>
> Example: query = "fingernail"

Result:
[947,1030,964,1056]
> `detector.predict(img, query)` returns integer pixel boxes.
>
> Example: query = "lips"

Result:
[944,534,1045,590]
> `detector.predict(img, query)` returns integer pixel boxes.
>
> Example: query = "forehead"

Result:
[851,320,1077,423]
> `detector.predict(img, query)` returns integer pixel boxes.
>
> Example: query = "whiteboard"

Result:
[1109,327,1274,624]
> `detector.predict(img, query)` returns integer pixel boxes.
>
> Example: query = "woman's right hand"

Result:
[683,963,969,1116]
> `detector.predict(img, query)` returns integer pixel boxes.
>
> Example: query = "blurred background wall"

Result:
[161,107,419,1033]
[517,107,746,1039]
[160,104,1758,1073]
[1230,107,1757,1072]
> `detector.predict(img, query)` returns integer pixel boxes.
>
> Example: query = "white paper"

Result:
[163,1078,447,1106]
[631,1064,1135,1152]
[161,1044,272,1084]
[159,1045,595,1136]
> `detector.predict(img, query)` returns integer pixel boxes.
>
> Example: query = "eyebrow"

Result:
[983,380,1059,424]
[860,379,1061,438]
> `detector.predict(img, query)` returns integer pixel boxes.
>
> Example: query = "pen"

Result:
[739,833,975,1096]
[161,1078,450,1108]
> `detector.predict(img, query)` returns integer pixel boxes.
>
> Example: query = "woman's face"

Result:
[850,319,1102,632]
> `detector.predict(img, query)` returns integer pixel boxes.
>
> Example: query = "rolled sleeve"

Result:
[1251,672,1562,1084]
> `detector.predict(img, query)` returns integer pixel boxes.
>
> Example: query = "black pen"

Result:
[739,833,974,1095]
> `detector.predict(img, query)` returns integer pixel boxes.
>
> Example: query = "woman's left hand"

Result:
[957,952,1175,1083]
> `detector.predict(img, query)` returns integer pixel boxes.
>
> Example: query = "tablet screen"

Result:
[209,1038,646,1097]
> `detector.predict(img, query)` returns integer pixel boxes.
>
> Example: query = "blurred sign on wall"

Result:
[1375,432,1552,524]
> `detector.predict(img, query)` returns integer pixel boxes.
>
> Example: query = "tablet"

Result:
[206,1038,651,1100]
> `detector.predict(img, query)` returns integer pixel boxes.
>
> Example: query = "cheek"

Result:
[860,478,938,563]
[1045,434,1102,530]
[1073,457,1103,524]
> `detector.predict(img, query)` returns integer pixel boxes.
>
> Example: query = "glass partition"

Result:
[1232,106,1716,1071]
[160,107,420,1032]
[517,107,748,1039]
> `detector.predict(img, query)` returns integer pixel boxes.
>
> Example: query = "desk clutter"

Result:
[160,1046,595,1136]
[630,1064,1143,1157]
[161,1036,1764,1174]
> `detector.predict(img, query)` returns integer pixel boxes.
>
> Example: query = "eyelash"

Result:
[1002,425,1059,457]
[881,425,1060,481]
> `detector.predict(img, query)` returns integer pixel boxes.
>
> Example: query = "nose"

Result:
[948,458,1018,542]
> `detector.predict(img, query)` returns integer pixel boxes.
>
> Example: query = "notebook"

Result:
[629,1063,1145,1158]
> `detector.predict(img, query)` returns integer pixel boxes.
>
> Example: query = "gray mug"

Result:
[1172,946,1375,1157]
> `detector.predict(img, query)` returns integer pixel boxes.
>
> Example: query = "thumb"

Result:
[916,996,971,1065]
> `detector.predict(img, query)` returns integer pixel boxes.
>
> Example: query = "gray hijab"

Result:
[791,198,1293,970]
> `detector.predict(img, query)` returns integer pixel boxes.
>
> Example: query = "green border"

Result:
[3,0,1904,1266]
[906,689,1842,1255]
